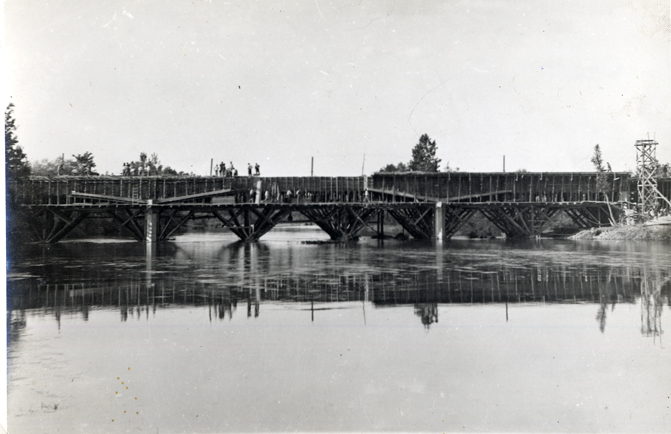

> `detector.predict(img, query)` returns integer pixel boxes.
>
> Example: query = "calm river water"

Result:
[7,227,671,433]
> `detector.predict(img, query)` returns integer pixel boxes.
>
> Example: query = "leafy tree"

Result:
[590,144,606,173]
[123,152,180,175]
[655,162,669,178]
[162,166,180,175]
[31,158,62,176]
[591,144,612,195]
[5,103,32,246]
[72,151,98,175]
[32,157,80,176]
[5,103,30,180]
[378,162,408,173]
[408,134,441,172]
[591,144,615,223]
[377,134,442,173]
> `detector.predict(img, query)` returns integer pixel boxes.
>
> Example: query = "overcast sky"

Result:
[5,0,670,176]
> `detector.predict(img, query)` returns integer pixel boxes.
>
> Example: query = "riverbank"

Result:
[571,223,671,240]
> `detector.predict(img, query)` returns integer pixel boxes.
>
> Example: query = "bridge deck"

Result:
[12,172,643,205]
[25,200,615,209]
[11,172,671,243]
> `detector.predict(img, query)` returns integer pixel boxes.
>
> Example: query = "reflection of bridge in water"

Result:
[15,172,669,243]
[9,265,670,332]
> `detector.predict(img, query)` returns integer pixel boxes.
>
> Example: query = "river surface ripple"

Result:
[7,228,671,433]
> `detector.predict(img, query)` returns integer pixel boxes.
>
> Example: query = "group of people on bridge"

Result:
[121,163,155,176]
[214,162,260,177]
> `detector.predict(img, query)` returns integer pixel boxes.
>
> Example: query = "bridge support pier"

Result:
[145,206,158,243]
[434,202,445,241]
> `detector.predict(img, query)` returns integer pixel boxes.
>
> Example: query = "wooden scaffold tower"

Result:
[635,139,659,216]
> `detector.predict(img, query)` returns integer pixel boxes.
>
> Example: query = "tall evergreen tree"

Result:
[5,103,32,246]
[408,134,441,172]
[5,103,31,180]
[591,144,615,224]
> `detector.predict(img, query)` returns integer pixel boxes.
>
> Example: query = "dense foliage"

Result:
[122,152,181,176]
[5,104,32,246]
[408,134,441,172]
[5,103,30,180]
[378,134,445,173]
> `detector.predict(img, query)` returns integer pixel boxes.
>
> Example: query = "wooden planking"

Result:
[370,172,635,204]
[13,172,647,205]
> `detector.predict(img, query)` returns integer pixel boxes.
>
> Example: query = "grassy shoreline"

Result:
[570,224,671,240]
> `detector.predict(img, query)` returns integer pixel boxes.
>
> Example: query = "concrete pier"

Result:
[434,202,445,241]
[145,202,158,243]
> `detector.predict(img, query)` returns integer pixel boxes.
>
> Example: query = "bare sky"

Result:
[5,0,670,176]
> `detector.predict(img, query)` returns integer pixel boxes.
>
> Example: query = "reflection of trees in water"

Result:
[8,310,27,346]
[7,262,671,333]
[596,271,619,333]
[640,271,669,342]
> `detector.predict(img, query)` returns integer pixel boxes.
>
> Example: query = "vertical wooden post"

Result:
[378,209,384,238]
[458,175,462,200]
[489,176,492,202]
[447,173,451,203]
[244,207,251,237]
[468,173,472,202]
[578,175,581,202]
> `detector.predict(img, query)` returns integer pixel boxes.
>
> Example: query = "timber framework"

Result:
[11,172,671,243]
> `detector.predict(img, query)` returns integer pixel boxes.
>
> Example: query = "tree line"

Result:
[6,104,187,178]
[6,104,671,181]
[378,133,458,173]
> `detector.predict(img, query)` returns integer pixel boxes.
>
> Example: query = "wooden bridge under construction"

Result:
[13,171,671,243]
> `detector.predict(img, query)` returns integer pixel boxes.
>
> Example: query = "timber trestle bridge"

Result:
[13,171,657,243]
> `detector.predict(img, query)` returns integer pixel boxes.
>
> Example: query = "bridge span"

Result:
[13,171,666,243]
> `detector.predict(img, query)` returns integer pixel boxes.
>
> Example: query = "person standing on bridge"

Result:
[220,162,225,177]
[255,163,260,176]
[248,163,253,177]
